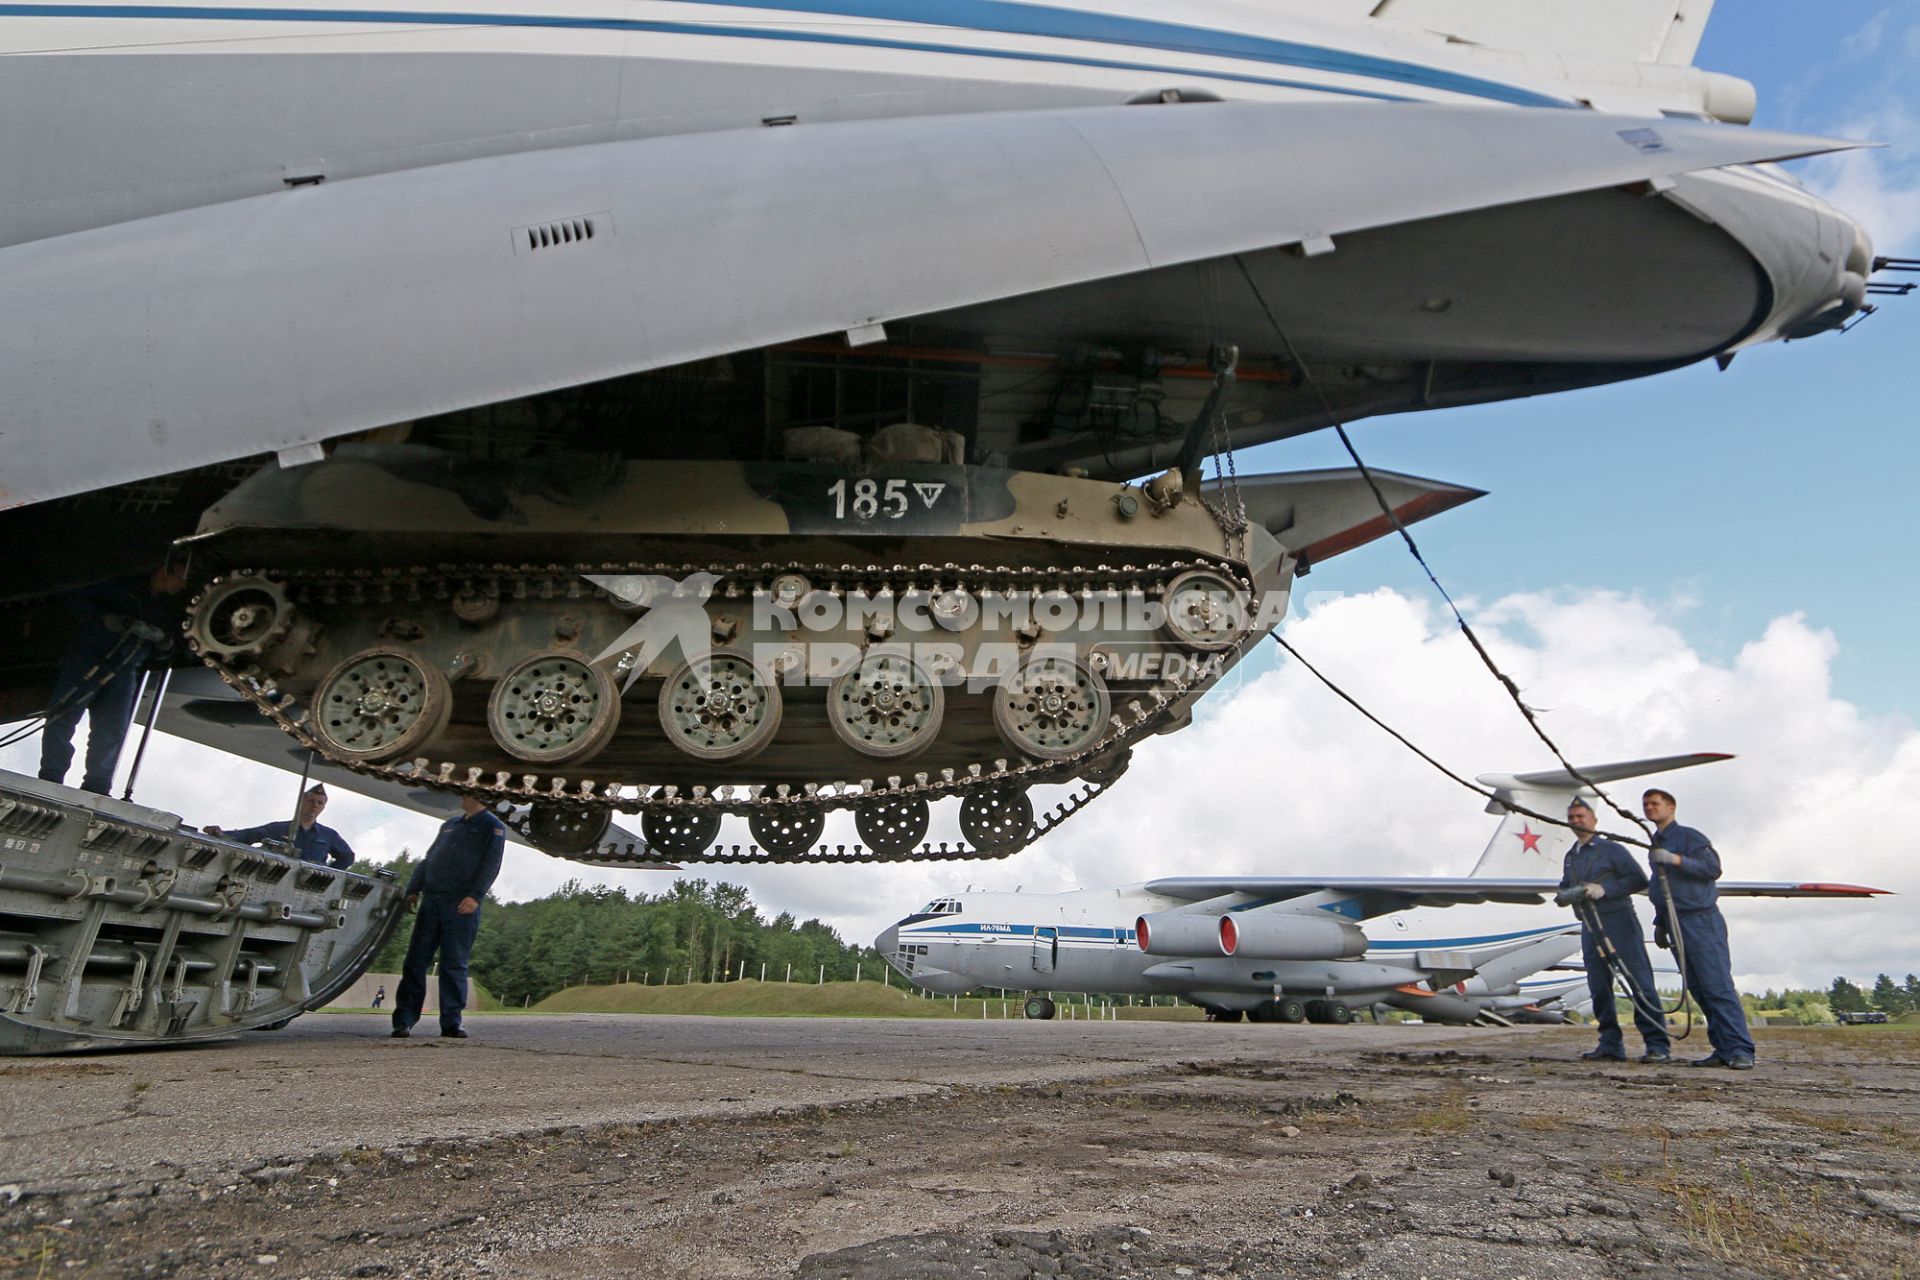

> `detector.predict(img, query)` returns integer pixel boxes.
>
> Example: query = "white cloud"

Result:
[1793,7,1920,257]
[1804,123,1920,258]
[6,588,1910,993]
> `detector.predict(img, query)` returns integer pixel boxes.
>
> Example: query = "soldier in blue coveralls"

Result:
[1643,788,1755,1070]
[206,784,357,868]
[391,794,507,1040]
[1558,797,1671,1064]
[37,563,188,796]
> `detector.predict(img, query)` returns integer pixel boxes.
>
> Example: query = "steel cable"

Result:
[1232,253,1694,1023]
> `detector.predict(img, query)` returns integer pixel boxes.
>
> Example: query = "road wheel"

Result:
[310,647,453,763]
[855,796,930,856]
[958,788,1035,854]
[658,649,782,762]
[827,648,945,759]
[641,805,723,858]
[526,803,612,856]
[992,656,1109,761]
[488,649,622,766]
[748,808,827,858]
[1024,996,1057,1020]
[1160,569,1248,651]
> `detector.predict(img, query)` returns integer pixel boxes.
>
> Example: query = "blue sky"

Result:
[1228,1,1920,719]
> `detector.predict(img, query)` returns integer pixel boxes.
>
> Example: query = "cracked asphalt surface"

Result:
[1,1015,1914,1278]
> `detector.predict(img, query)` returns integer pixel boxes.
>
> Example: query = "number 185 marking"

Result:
[828,478,910,520]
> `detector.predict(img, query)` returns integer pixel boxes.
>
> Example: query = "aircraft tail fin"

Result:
[1466,752,1733,879]
[1368,0,1719,67]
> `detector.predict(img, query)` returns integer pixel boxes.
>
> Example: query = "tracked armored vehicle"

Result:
[177,435,1472,865]
[0,772,405,1054]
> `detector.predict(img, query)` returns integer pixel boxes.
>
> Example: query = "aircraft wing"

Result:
[1206,468,1485,567]
[1145,876,1890,913]
[1,100,1859,507]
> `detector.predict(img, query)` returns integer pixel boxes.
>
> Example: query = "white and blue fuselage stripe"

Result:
[899,919,1571,951]
[0,0,1574,108]
[903,921,1137,944]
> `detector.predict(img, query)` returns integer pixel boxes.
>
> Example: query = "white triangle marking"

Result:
[913,482,947,509]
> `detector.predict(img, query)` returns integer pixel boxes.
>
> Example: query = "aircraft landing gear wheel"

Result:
[855,797,930,856]
[1276,997,1308,1024]
[959,788,1035,854]
[1326,1001,1354,1025]
[311,647,453,764]
[1304,1000,1332,1024]
[1024,996,1057,1021]
[992,656,1110,761]
[641,806,722,859]
[1210,1008,1245,1024]
[488,649,621,766]
[749,808,826,857]
[659,649,782,762]
[1248,1001,1278,1023]
[828,649,945,758]
[526,803,612,856]
[1160,569,1248,651]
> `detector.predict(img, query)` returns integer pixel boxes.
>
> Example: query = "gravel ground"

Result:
[1,1016,1913,1278]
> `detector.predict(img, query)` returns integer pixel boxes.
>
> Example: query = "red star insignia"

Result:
[1515,824,1543,854]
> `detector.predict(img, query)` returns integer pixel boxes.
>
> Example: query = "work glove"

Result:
[1654,924,1672,951]
[1584,882,1605,900]
[1553,884,1591,907]
[1650,849,1682,867]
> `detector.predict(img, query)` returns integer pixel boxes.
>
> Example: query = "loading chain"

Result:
[187,555,1261,863]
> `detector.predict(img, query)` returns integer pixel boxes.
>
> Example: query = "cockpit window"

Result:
[915,899,961,915]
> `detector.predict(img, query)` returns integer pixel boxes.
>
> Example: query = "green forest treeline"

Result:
[362,854,883,1008]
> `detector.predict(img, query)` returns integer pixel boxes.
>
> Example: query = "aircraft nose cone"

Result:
[874,924,899,956]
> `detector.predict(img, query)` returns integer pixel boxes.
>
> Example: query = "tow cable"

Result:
[1559,883,1694,1039]
[1230,253,1699,1027]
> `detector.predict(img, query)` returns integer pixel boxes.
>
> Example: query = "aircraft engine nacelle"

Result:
[1219,912,1368,961]
[1134,910,1231,957]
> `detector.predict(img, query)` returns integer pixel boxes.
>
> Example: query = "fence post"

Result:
[786,963,792,983]
[856,962,861,984]
[761,963,767,982]
[738,960,746,981]
[818,964,825,985]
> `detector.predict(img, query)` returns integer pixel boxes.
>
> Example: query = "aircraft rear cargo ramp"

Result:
[0,771,406,1054]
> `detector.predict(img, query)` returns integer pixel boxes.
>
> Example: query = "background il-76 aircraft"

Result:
[875,754,1890,1022]
[0,0,1887,866]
